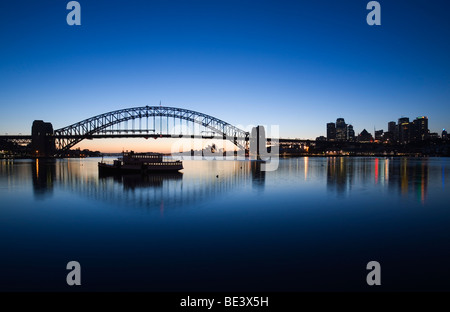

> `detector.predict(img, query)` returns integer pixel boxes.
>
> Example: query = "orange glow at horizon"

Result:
[75,138,241,154]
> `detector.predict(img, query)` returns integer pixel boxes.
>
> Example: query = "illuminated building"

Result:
[398,117,410,144]
[412,116,429,141]
[327,122,336,141]
[357,129,373,142]
[335,118,347,141]
[388,121,396,133]
[347,124,355,141]
[375,129,384,142]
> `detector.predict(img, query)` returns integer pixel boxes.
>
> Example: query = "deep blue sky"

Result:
[1,0,449,145]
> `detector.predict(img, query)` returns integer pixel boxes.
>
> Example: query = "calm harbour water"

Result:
[1,157,450,291]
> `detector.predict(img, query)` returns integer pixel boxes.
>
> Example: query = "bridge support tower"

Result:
[32,120,56,158]
[250,125,266,160]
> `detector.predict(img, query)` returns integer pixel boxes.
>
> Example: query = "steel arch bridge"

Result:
[53,106,250,152]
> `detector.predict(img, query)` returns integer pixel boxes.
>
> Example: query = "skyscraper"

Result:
[412,116,428,141]
[327,122,336,141]
[398,117,409,124]
[398,117,410,144]
[347,124,355,142]
[335,118,347,141]
[388,121,396,133]
[385,121,397,143]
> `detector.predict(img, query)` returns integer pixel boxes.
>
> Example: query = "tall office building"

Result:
[412,116,428,141]
[398,117,410,144]
[347,124,355,141]
[327,122,336,141]
[335,118,347,141]
[442,129,448,141]
[384,121,397,143]
[398,117,409,125]
[388,121,396,133]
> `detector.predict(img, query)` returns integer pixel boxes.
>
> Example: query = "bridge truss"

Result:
[53,106,249,152]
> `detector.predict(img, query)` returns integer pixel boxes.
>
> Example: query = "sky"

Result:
[1,0,449,152]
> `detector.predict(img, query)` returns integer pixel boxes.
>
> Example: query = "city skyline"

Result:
[1,1,450,153]
[323,114,443,142]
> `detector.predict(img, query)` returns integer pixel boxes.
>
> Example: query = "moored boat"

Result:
[98,151,183,174]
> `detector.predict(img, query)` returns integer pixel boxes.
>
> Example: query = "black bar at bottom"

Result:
[0,292,446,311]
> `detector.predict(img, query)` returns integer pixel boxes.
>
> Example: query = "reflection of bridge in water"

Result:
[30,159,265,211]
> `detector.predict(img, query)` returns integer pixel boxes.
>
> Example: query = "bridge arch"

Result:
[53,106,249,152]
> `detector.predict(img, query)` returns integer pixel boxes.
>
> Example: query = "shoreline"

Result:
[2,154,450,160]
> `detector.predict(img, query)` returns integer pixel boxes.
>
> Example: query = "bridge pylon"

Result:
[250,125,266,160]
[31,120,56,158]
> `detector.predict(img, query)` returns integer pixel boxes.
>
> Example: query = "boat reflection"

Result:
[99,171,183,190]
